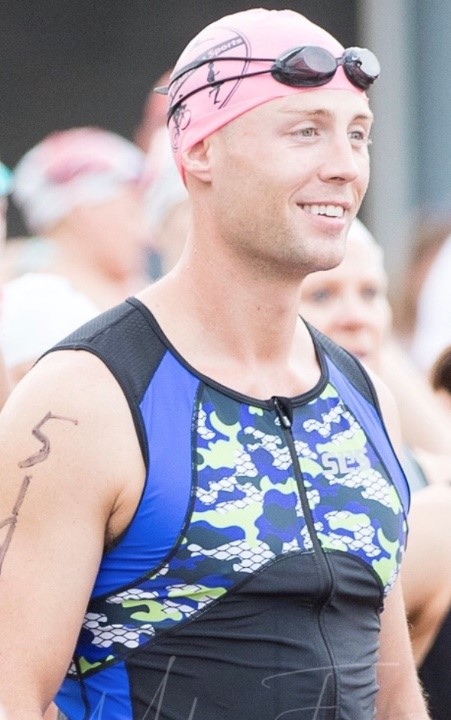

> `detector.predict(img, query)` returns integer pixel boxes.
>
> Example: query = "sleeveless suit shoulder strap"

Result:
[41,298,166,463]
[306,321,382,417]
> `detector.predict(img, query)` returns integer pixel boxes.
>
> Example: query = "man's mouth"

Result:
[300,204,345,219]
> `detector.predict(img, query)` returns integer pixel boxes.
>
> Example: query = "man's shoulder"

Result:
[47,298,146,353]
[42,297,167,404]
[306,321,380,411]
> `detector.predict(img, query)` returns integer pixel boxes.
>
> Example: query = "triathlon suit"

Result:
[48,298,409,720]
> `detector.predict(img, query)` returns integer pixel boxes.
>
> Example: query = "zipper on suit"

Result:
[272,396,333,593]
[272,395,338,717]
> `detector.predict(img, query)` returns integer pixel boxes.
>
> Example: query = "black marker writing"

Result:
[0,476,31,574]
[88,692,106,719]
[263,661,399,720]
[19,411,78,468]
[141,655,198,720]
[0,412,78,574]
[273,672,334,720]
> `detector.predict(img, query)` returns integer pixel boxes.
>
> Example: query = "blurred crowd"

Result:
[0,67,450,720]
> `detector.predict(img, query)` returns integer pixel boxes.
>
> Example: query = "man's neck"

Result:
[138,247,320,399]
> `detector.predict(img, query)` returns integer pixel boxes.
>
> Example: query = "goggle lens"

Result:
[273,46,380,90]
[343,47,381,88]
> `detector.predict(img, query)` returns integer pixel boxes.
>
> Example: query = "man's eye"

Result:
[292,127,319,138]
[349,129,372,145]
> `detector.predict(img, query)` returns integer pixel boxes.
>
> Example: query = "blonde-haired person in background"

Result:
[299,218,451,716]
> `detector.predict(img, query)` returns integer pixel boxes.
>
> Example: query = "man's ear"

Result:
[181,138,212,182]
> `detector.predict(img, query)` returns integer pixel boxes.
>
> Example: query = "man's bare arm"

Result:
[369,373,431,719]
[377,578,430,719]
[0,350,144,717]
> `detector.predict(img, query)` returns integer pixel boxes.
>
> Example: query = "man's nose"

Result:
[319,134,360,184]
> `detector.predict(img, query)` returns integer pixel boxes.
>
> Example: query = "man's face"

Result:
[206,89,372,281]
[299,234,391,371]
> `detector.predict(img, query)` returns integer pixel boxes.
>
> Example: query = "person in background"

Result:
[393,209,451,374]
[298,218,451,708]
[0,127,151,385]
[144,125,189,278]
[430,344,451,413]
[0,162,11,248]
[1,164,56,718]
[408,485,451,720]
[0,8,430,719]
[0,162,78,720]
[0,162,13,407]
[133,69,172,153]
[419,343,451,720]
[0,273,99,386]
[11,127,150,309]
[299,218,451,484]
[134,70,191,280]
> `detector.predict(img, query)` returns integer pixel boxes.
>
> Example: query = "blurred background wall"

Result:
[2,0,450,287]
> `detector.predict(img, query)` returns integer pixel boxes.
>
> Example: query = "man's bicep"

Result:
[376,579,430,718]
[0,355,115,714]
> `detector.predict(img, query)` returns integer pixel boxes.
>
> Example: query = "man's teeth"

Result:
[302,204,344,218]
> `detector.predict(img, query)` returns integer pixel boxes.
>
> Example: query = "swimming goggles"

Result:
[157,46,380,121]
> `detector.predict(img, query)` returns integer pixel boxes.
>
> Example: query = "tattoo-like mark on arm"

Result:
[18,411,78,468]
[0,412,78,575]
[0,476,31,574]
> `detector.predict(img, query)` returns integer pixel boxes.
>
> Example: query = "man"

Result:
[0,9,430,719]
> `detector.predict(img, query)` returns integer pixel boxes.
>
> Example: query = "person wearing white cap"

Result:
[0,9,430,720]
[298,216,451,667]
[0,127,151,385]
[10,126,150,310]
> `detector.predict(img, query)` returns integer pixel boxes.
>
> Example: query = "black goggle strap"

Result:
[161,55,277,90]
[157,47,378,94]
[163,68,275,122]
[157,47,379,120]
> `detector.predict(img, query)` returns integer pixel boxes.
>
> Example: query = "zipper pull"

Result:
[272,396,293,429]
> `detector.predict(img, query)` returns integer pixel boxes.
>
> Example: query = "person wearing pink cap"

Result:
[9,126,150,308]
[0,9,430,720]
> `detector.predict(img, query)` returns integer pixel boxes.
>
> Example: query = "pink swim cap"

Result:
[165,8,371,174]
[12,127,144,234]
